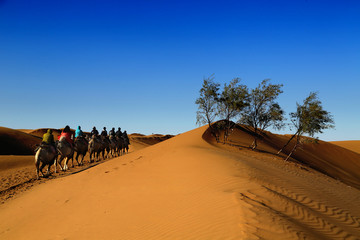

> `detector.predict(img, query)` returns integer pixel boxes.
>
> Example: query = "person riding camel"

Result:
[101,127,108,137]
[109,127,116,139]
[75,126,83,138]
[58,125,74,147]
[123,130,130,145]
[91,126,99,137]
[41,129,56,154]
[75,126,87,144]
[116,127,122,138]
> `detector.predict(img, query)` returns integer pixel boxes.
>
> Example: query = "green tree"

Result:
[278,92,335,161]
[217,78,249,143]
[239,79,284,149]
[195,75,220,141]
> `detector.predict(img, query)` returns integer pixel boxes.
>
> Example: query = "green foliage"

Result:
[290,92,334,137]
[239,79,284,149]
[217,78,249,142]
[195,75,220,127]
[279,92,335,160]
[217,78,249,121]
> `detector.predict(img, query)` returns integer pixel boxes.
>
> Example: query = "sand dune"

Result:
[0,126,359,239]
[130,133,173,146]
[215,124,360,190]
[331,140,360,154]
[26,128,63,139]
[0,127,41,155]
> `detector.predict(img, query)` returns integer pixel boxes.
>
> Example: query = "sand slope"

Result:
[0,132,170,203]
[331,140,360,154]
[0,127,41,155]
[0,126,360,239]
[219,125,360,190]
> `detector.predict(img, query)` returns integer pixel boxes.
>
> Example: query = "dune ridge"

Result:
[0,126,359,239]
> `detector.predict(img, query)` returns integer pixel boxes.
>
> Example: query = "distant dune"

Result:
[0,127,41,155]
[130,134,174,146]
[331,140,360,154]
[26,128,63,139]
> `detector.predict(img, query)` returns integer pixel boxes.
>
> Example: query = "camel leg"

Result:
[36,162,40,179]
[73,152,80,167]
[39,162,46,177]
[75,153,80,166]
[64,157,68,171]
[46,164,51,176]
[54,159,57,173]
[58,157,64,171]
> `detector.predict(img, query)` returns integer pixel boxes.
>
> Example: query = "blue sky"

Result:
[0,0,359,140]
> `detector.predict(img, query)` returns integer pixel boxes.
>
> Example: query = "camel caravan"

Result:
[35,125,130,179]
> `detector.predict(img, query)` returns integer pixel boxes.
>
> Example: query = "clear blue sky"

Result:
[0,0,359,141]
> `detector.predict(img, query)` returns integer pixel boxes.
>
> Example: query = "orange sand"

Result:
[331,140,360,154]
[0,126,360,239]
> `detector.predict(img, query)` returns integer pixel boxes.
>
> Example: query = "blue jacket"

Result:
[75,126,83,138]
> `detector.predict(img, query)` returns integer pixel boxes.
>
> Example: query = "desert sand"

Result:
[0,126,360,239]
[0,129,170,203]
[331,140,360,154]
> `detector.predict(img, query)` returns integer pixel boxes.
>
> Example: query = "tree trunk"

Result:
[285,135,299,161]
[277,130,299,155]
[209,124,219,143]
[251,137,257,150]
[251,127,259,150]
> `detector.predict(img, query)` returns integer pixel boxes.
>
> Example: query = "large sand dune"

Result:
[0,126,359,239]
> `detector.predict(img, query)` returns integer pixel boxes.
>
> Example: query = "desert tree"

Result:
[239,79,284,150]
[278,92,334,161]
[195,75,220,141]
[217,78,249,143]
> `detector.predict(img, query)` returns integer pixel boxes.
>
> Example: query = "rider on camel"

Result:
[116,127,122,138]
[123,130,130,145]
[58,125,74,147]
[42,129,56,154]
[75,126,84,138]
[91,126,99,137]
[109,127,116,139]
[101,127,108,137]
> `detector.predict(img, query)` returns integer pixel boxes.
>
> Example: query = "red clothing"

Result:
[58,132,73,144]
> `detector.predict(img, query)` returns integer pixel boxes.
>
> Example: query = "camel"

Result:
[116,135,124,156]
[88,136,103,162]
[74,137,88,165]
[109,135,118,157]
[35,143,57,179]
[100,136,110,159]
[56,136,74,171]
[122,134,129,154]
